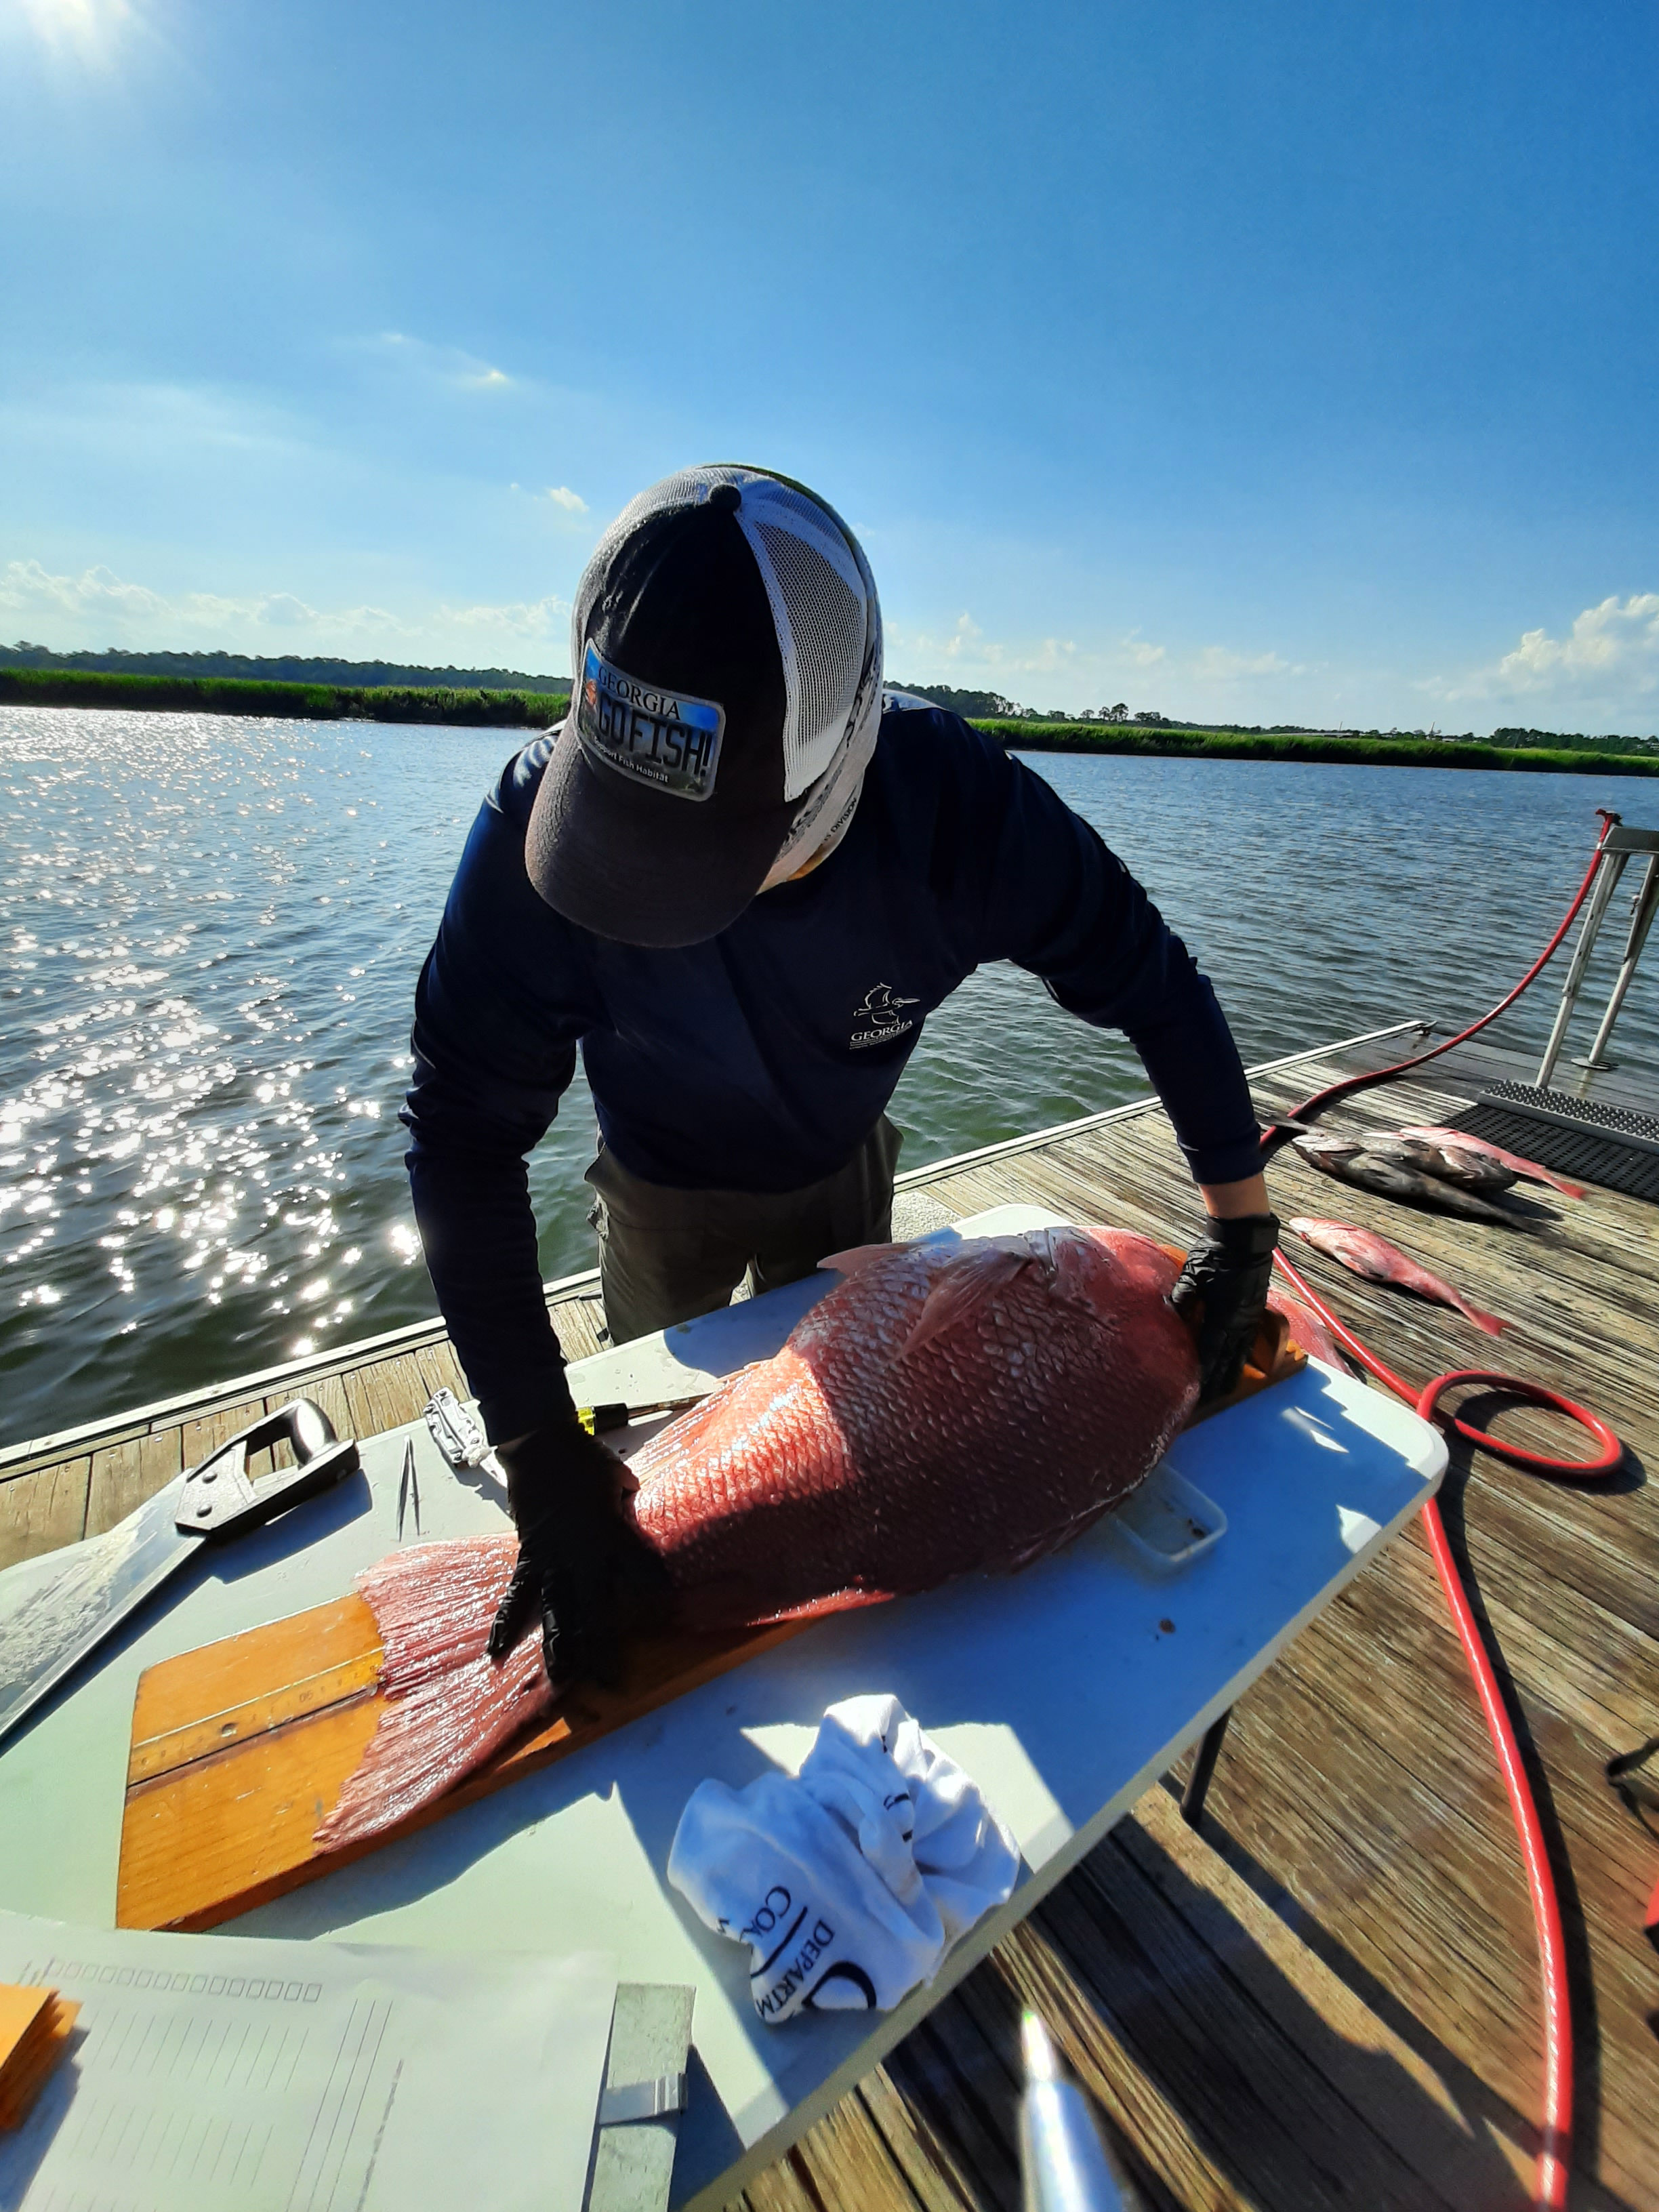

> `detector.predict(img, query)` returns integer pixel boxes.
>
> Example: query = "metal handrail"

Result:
[1535,823,1659,1086]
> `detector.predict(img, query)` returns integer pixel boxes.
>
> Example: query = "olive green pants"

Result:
[584,1118,903,1347]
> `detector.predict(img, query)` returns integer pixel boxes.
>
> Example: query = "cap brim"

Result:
[525,720,790,948]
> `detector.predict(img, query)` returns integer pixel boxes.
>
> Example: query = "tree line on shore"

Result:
[896,681,1658,756]
[1,640,567,692]
[3,660,1656,778]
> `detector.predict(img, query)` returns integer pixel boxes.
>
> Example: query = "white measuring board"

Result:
[0,1207,1445,2210]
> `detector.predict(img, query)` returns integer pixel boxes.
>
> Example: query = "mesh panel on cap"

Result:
[754,521,865,790]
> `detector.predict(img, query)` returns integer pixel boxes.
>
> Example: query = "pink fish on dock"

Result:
[318,1225,1202,1849]
[1396,1127,1586,1201]
[1286,1216,1506,1336]
[1267,1287,1350,1372]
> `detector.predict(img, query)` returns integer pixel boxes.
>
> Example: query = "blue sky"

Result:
[1,0,1655,731]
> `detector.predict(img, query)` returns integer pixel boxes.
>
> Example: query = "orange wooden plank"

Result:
[125,1593,384,1784]
[119,1696,386,1932]
[117,1591,811,1932]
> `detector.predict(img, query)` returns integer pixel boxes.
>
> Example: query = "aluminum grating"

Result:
[1450,1084,1659,1202]
[1473,1081,1659,1145]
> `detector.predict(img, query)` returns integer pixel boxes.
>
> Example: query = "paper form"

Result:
[0,1912,617,2212]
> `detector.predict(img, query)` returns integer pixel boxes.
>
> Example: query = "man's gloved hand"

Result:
[486,1418,637,1690]
[1171,1213,1280,1402]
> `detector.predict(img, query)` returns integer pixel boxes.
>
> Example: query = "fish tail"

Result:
[1539,1171,1589,1200]
[1456,1296,1506,1335]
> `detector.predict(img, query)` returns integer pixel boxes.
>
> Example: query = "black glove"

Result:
[486,1418,637,1690]
[1170,1213,1279,1402]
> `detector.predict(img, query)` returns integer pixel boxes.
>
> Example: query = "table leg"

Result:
[1180,1708,1232,1830]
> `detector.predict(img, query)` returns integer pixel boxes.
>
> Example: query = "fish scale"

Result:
[625,1226,1200,1626]
[314,1225,1200,1851]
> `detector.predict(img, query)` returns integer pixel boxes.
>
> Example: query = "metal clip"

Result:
[597,2072,688,2126]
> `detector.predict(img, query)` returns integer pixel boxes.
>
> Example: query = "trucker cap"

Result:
[525,464,884,948]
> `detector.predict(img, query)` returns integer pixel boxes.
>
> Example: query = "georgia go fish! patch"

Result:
[576,640,725,801]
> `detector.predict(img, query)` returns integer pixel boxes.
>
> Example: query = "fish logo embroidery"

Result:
[849,982,920,1052]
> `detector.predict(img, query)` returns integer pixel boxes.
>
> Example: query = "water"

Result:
[2,705,1653,1450]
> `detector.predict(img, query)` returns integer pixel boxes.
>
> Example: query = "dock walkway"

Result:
[3,1028,1655,2210]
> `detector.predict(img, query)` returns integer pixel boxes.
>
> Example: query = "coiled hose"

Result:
[1255,811,1629,2211]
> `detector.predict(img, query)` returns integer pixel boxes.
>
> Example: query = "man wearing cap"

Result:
[405,465,1277,1689]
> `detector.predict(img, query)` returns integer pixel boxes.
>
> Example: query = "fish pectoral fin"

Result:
[756,1585,901,1624]
[899,1247,1033,1359]
[676,1582,900,1631]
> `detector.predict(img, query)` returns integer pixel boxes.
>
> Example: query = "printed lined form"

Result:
[0,1915,616,2212]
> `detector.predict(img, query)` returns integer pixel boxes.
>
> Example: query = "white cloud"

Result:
[0,554,580,668]
[439,592,569,642]
[1120,631,1166,668]
[1496,593,1659,691]
[890,611,1076,676]
[0,558,167,626]
[1427,592,1659,711]
[359,331,515,394]
[1192,644,1292,680]
[0,557,414,649]
[543,486,587,512]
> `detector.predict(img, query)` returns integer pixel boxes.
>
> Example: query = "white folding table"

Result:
[0,1207,1446,2209]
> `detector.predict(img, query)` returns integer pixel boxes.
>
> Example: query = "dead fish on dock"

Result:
[318,1225,1202,1849]
[1397,1126,1586,1201]
[1266,1287,1351,1372]
[1371,1134,1517,1190]
[1286,1216,1506,1334]
[1290,1132,1523,1225]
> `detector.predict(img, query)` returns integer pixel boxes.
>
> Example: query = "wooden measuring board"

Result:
[117,1598,807,1931]
[117,1309,1305,1935]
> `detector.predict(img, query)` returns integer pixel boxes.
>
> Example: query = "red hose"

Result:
[1253,810,1629,2211]
[1261,808,1622,1155]
[1272,1249,1620,2209]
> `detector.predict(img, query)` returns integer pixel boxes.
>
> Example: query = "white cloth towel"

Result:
[667,1694,1020,2024]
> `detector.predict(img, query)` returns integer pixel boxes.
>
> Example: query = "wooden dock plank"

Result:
[854,2064,996,2212]
[412,1338,466,1404]
[1118,1786,1536,2202]
[8,1033,1658,2210]
[0,1455,89,1571]
[84,1437,147,1539]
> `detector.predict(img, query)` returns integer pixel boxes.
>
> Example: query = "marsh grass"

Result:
[0,666,569,728]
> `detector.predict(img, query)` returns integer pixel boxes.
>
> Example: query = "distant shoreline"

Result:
[3,667,1657,777]
[985,717,1659,778]
[0,666,570,729]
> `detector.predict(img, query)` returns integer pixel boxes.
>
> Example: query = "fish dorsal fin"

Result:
[1035,1226,1115,1318]
[819,1242,899,1276]
[899,1245,1033,1359]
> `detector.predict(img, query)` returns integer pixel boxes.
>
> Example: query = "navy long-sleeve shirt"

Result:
[404,699,1261,1440]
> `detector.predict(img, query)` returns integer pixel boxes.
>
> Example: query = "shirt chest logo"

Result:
[849,982,920,1051]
